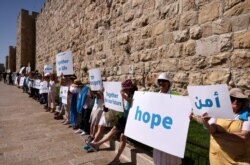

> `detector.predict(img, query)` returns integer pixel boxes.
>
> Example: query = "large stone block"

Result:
[198,0,220,24]
[224,0,243,10]
[173,72,189,83]
[180,11,197,30]
[230,14,250,32]
[124,11,134,22]
[203,70,230,85]
[196,35,220,56]
[224,0,250,17]
[165,17,179,32]
[219,33,233,52]
[208,52,230,68]
[161,58,178,72]
[174,29,189,42]
[201,22,212,38]
[166,43,183,58]
[132,0,144,7]
[183,40,196,56]
[188,72,203,85]
[152,21,165,36]
[231,50,250,68]
[231,70,250,88]
[212,19,232,35]
[234,30,250,49]
[190,25,202,39]
[181,0,196,12]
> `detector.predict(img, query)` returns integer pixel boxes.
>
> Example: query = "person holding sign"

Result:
[201,88,250,164]
[47,74,56,113]
[87,79,137,165]
[153,73,182,165]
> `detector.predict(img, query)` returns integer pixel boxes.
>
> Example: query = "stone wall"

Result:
[36,0,250,95]
[5,56,9,70]
[8,46,16,72]
[16,9,38,71]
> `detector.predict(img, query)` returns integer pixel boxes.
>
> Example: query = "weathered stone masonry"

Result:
[36,0,250,95]
[8,46,16,72]
[16,9,38,71]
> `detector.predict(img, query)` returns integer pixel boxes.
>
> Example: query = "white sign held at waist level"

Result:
[125,91,192,158]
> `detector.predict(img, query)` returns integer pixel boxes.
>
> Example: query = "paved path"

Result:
[0,82,128,165]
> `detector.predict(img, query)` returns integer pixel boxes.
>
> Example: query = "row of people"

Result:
[12,71,250,165]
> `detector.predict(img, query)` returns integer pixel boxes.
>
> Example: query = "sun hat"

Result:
[72,79,84,87]
[157,72,172,86]
[229,88,248,99]
[122,79,134,89]
[44,73,50,77]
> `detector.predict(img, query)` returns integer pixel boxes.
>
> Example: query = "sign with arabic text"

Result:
[187,84,234,119]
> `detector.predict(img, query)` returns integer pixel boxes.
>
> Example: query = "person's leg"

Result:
[93,125,105,142]
[110,134,127,163]
[50,91,56,112]
[91,126,118,148]
[47,92,52,111]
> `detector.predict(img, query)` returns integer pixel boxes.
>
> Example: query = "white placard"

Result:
[14,77,18,85]
[88,68,102,91]
[56,51,74,76]
[187,84,234,119]
[44,64,53,74]
[19,77,25,87]
[33,79,41,89]
[39,81,49,94]
[103,82,124,112]
[61,86,69,104]
[125,91,192,158]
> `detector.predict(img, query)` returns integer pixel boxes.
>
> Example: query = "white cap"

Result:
[157,72,172,86]
[44,73,50,77]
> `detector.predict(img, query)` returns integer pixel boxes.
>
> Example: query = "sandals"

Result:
[85,136,94,144]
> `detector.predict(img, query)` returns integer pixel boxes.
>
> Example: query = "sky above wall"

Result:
[0,0,45,65]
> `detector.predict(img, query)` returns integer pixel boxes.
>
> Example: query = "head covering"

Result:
[229,88,248,99]
[157,72,172,86]
[44,73,50,77]
[122,79,134,89]
[69,75,77,80]
[72,79,84,87]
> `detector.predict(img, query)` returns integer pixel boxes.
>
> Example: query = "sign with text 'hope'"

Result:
[188,84,234,119]
[56,51,74,76]
[88,68,102,91]
[103,82,124,112]
[125,91,192,158]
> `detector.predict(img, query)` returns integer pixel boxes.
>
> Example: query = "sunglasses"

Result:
[158,79,168,83]
[230,96,245,103]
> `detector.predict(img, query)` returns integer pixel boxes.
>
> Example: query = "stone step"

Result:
[103,140,154,165]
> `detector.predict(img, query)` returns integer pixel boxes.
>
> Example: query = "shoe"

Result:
[75,129,83,134]
[85,136,94,144]
[72,126,78,130]
[81,131,87,136]
[54,112,59,116]
[54,115,63,120]
[83,144,91,150]
[86,144,97,152]
[63,121,69,125]
[50,108,55,113]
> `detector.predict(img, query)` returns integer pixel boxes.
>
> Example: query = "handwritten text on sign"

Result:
[125,91,192,158]
[56,51,74,76]
[44,64,53,74]
[88,68,102,91]
[103,82,123,112]
[187,84,234,119]
[61,86,69,104]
